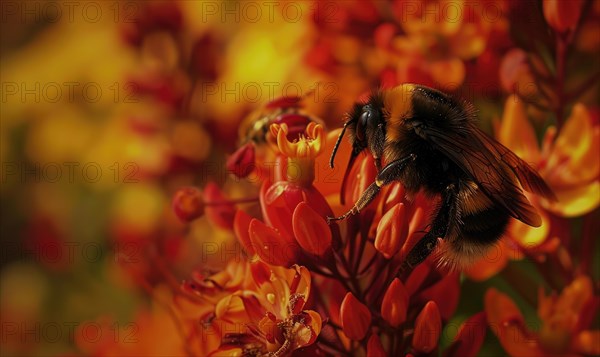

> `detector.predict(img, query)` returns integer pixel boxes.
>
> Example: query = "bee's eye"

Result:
[356,110,370,141]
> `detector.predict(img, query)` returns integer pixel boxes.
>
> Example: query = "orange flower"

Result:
[213,263,323,355]
[465,96,599,280]
[498,96,599,218]
[485,275,599,356]
[387,0,505,90]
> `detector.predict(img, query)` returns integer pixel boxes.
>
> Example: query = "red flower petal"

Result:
[233,209,255,255]
[412,301,441,354]
[292,202,332,257]
[340,292,371,340]
[248,219,295,267]
[250,261,271,286]
[375,203,408,259]
[381,278,409,327]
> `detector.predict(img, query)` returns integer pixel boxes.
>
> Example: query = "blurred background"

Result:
[1,0,598,356]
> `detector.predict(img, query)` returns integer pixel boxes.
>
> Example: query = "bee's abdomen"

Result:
[455,185,509,245]
[459,205,510,245]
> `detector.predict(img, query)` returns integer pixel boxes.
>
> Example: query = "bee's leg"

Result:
[397,184,458,277]
[374,157,382,172]
[327,154,416,223]
[373,123,385,172]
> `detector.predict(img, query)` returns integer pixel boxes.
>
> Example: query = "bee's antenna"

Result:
[329,122,348,168]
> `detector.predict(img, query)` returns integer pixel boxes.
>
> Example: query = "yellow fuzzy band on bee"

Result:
[383,84,414,142]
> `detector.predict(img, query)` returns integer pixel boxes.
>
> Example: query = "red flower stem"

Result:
[348,221,358,271]
[334,248,363,296]
[310,267,336,279]
[365,258,392,302]
[554,34,567,132]
[353,222,371,275]
[311,283,349,352]
[388,331,397,357]
[321,256,357,295]
[358,251,380,275]
[579,209,599,275]
[549,248,574,282]
[317,336,352,356]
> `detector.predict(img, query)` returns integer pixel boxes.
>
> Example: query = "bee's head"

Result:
[329,94,385,204]
[331,93,386,162]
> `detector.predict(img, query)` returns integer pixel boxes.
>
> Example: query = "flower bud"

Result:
[445,312,486,357]
[340,293,371,340]
[227,143,256,178]
[499,49,535,95]
[375,203,408,259]
[172,186,204,222]
[381,278,409,327]
[367,333,386,357]
[412,301,441,353]
[248,219,296,267]
[543,0,583,33]
[292,202,332,257]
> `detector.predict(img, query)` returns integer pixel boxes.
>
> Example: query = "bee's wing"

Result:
[421,124,554,227]
[471,127,556,200]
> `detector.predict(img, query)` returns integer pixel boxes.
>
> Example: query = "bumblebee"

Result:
[328,84,556,273]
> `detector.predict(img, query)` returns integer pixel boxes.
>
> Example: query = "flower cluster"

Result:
[169,104,491,355]
[6,1,597,356]
[166,2,600,356]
